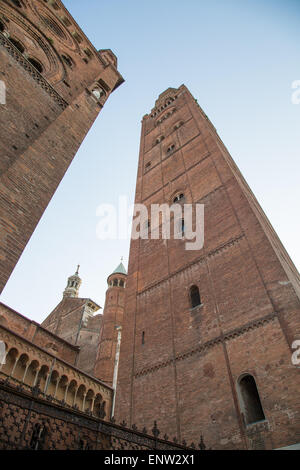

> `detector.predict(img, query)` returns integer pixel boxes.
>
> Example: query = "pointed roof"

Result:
[112,262,127,275]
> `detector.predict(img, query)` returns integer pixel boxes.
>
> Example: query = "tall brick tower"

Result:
[115,85,300,450]
[0,0,123,293]
[94,261,127,388]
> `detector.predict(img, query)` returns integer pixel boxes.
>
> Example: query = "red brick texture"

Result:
[115,85,300,449]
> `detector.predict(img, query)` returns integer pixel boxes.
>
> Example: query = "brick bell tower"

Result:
[114,85,300,450]
[0,0,124,293]
[94,261,127,390]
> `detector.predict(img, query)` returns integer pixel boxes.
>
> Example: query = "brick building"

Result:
[0,0,123,293]
[114,85,300,450]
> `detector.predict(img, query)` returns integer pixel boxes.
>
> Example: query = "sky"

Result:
[1,0,300,323]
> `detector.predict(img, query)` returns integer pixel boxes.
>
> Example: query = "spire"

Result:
[112,258,127,275]
[63,265,82,298]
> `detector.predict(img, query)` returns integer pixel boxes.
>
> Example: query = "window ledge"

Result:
[190,304,204,312]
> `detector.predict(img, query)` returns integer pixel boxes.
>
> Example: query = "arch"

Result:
[46,370,59,396]
[190,285,201,308]
[24,360,39,386]
[55,374,68,400]
[35,364,49,391]
[66,379,77,405]
[238,374,265,425]
[12,353,29,381]
[94,393,105,418]
[173,193,185,204]
[28,57,44,74]
[30,422,47,450]
[1,347,19,376]
[8,37,25,53]
[85,389,95,413]
[61,54,73,68]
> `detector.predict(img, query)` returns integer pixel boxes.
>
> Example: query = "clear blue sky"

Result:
[1,0,299,323]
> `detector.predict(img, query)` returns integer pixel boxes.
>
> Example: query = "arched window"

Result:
[9,37,25,53]
[28,58,43,74]
[119,280,124,288]
[238,374,265,425]
[11,0,23,7]
[167,144,176,154]
[190,285,201,308]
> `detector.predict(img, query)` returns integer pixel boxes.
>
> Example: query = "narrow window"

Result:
[113,279,118,287]
[30,424,47,450]
[238,375,265,425]
[190,285,201,308]
[119,280,124,288]
[0,20,5,32]
[142,331,145,345]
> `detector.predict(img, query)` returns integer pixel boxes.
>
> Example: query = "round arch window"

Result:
[92,87,106,100]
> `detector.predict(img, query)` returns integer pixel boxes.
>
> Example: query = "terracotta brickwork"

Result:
[0,302,79,364]
[0,0,124,293]
[115,85,300,450]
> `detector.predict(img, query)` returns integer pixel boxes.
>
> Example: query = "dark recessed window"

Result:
[11,0,22,8]
[190,285,201,308]
[62,54,73,68]
[28,58,43,74]
[113,279,118,287]
[142,331,145,345]
[0,20,5,32]
[167,144,176,154]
